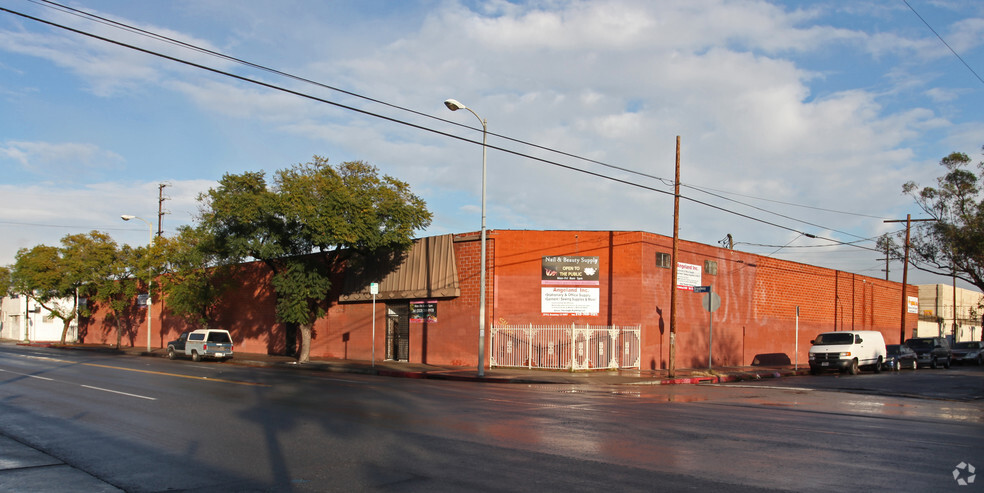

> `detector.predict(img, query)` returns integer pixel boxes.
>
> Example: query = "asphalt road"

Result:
[0,344,981,492]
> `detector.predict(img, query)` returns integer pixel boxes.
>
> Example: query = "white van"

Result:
[808,330,886,375]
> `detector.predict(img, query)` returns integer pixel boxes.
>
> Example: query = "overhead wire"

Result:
[1,3,886,254]
[902,0,984,86]
[27,0,895,241]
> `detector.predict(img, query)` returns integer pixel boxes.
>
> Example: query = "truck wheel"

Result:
[191,351,201,362]
[873,356,883,373]
[848,358,859,375]
[167,347,176,360]
[931,358,938,369]
[944,358,951,369]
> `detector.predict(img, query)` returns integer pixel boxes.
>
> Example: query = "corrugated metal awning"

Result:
[339,234,460,302]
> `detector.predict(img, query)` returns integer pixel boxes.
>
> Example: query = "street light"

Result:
[445,98,488,377]
[121,214,153,352]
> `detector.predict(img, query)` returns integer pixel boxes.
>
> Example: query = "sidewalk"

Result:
[12,341,811,385]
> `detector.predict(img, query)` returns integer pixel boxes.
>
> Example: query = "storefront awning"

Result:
[339,234,460,302]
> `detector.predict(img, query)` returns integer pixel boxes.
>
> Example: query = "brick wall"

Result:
[80,229,917,370]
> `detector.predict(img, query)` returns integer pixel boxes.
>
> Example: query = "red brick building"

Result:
[80,230,916,370]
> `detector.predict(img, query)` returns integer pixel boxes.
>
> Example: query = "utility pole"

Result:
[669,136,681,378]
[157,183,169,237]
[877,241,890,281]
[884,215,935,344]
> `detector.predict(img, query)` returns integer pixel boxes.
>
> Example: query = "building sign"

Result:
[541,287,599,316]
[541,256,600,285]
[907,296,919,314]
[410,301,438,323]
[676,262,702,291]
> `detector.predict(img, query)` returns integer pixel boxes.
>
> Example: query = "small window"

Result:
[656,252,671,269]
[189,333,206,341]
[704,260,718,275]
[207,332,231,343]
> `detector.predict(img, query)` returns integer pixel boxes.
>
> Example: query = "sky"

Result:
[0,0,982,288]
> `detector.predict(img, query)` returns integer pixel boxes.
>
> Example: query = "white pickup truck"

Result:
[166,329,234,362]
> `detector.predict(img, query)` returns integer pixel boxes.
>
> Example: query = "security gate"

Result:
[490,324,641,371]
[385,304,410,362]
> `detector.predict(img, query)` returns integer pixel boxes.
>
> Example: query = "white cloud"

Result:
[0,0,980,288]
[0,141,124,177]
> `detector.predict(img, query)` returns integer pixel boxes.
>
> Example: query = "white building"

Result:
[0,295,78,343]
[916,284,983,343]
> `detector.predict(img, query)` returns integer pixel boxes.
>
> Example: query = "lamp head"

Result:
[121,215,135,221]
[444,98,465,111]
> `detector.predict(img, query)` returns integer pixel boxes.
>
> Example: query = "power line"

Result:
[0,4,885,254]
[27,0,896,234]
[903,0,984,86]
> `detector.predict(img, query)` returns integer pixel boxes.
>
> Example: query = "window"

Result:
[704,260,718,275]
[656,252,671,269]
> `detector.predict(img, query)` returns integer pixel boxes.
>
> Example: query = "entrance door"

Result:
[385,304,410,362]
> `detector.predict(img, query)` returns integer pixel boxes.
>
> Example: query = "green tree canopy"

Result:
[198,156,432,362]
[156,225,232,330]
[11,231,118,344]
[902,146,984,292]
[0,265,11,298]
[86,242,142,348]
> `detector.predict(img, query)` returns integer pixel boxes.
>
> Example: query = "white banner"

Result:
[907,296,919,314]
[541,287,599,316]
[676,262,702,290]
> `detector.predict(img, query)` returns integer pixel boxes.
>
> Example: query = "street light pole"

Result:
[445,98,488,377]
[122,214,153,352]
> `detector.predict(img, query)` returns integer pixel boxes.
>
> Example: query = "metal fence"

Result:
[490,324,641,371]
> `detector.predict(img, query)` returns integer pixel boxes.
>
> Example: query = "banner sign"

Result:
[541,256,600,285]
[410,301,438,323]
[907,296,919,314]
[676,262,702,291]
[541,287,599,316]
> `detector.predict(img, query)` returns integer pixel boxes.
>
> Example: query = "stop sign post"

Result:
[694,285,720,369]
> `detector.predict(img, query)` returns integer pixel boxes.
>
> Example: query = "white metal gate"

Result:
[490,324,641,371]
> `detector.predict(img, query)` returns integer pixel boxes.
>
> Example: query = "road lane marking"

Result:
[0,368,54,380]
[81,385,156,400]
[82,363,270,387]
[3,367,154,400]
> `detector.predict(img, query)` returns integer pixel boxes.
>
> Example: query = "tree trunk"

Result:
[298,323,313,363]
[115,316,123,349]
[60,317,73,346]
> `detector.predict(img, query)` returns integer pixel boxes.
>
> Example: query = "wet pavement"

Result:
[11,340,812,386]
[1,340,810,491]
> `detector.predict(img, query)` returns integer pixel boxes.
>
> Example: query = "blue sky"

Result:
[1,0,982,287]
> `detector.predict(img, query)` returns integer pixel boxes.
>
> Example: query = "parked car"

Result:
[951,341,983,365]
[808,330,886,375]
[883,344,918,371]
[167,329,234,362]
[904,337,951,369]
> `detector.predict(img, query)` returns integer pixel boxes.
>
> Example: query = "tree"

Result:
[156,225,232,330]
[0,265,11,298]
[10,232,117,344]
[198,156,432,362]
[86,243,143,348]
[902,146,984,292]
